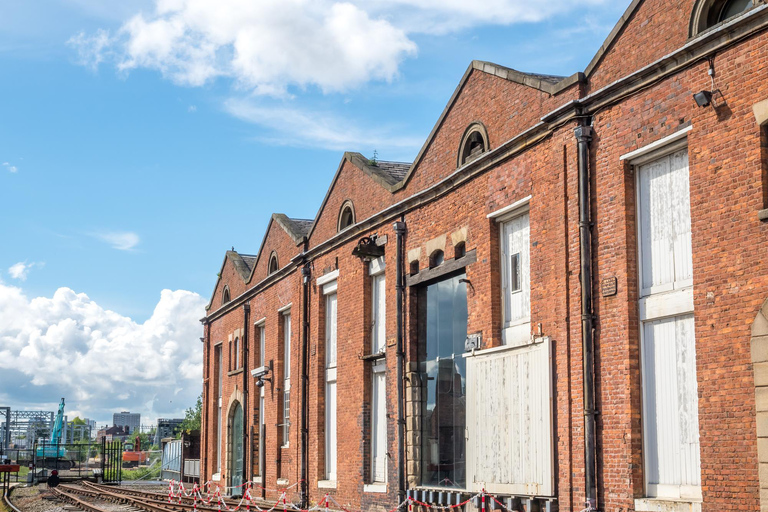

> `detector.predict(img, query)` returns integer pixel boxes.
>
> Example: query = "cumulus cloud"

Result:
[3,162,18,173]
[224,98,423,151]
[0,283,207,425]
[95,231,140,251]
[8,261,43,281]
[69,0,417,95]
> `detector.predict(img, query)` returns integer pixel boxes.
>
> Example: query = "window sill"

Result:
[281,443,289,449]
[318,480,337,489]
[634,498,701,512]
[363,483,387,493]
[252,477,262,484]
[228,368,244,377]
[759,208,768,221]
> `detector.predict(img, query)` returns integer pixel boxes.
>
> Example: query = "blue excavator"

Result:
[36,398,74,469]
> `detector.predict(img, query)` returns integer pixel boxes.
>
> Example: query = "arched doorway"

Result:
[229,401,244,493]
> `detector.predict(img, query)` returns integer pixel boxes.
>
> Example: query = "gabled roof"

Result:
[204,250,257,311]
[390,60,585,192]
[304,152,413,241]
[272,213,313,244]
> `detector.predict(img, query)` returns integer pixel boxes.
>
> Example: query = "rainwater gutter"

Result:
[300,254,311,510]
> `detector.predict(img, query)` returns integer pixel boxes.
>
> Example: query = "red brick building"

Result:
[200,1,768,510]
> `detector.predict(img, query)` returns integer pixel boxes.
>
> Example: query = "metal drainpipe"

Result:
[393,218,407,504]
[202,322,210,483]
[243,303,250,485]
[575,121,597,510]
[300,259,311,510]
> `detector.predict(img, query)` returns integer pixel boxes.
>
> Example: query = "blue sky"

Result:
[0,0,631,428]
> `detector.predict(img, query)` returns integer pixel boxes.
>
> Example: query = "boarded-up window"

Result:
[282,312,291,447]
[637,148,693,296]
[370,258,387,483]
[465,339,553,496]
[636,144,700,500]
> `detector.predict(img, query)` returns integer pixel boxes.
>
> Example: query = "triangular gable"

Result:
[304,152,411,243]
[246,213,311,284]
[391,60,583,192]
[583,0,702,90]
[205,250,257,311]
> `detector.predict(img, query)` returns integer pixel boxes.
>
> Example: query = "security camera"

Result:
[255,380,265,388]
[251,360,273,379]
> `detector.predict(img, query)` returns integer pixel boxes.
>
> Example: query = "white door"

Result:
[642,315,701,499]
[501,213,530,345]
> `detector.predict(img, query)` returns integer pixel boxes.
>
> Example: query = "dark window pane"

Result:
[419,273,467,488]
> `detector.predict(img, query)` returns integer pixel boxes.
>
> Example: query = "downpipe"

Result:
[243,303,250,485]
[575,121,598,511]
[393,218,407,504]
[300,260,311,510]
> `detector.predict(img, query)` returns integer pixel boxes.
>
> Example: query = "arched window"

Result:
[268,252,279,275]
[222,286,231,306]
[458,123,490,167]
[429,250,445,269]
[454,242,466,259]
[338,201,356,232]
[690,0,753,36]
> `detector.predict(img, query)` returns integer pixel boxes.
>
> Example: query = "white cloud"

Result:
[95,231,140,251]
[224,98,422,151]
[3,162,18,173]
[8,261,43,281]
[0,283,207,426]
[69,0,417,95]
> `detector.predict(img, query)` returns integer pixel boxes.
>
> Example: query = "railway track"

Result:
[51,482,286,512]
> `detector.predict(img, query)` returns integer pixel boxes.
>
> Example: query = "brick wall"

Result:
[201,4,768,511]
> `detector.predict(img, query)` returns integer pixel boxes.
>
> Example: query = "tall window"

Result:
[500,212,530,346]
[370,257,387,483]
[636,144,700,500]
[282,312,291,447]
[215,344,223,474]
[324,287,338,481]
[255,324,265,477]
[418,273,468,488]
[269,253,279,275]
[234,337,240,370]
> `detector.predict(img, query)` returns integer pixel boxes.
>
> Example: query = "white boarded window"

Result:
[466,339,553,496]
[637,148,693,296]
[282,312,291,447]
[370,258,387,483]
[636,144,700,500]
[325,288,338,481]
[257,325,265,476]
[501,212,530,345]
[372,271,386,354]
[234,337,240,369]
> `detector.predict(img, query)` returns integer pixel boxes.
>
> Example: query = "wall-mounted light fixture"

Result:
[693,58,723,109]
[693,90,713,107]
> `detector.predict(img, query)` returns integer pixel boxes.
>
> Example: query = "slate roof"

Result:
[373,160,410,183]
[289,218,314,238]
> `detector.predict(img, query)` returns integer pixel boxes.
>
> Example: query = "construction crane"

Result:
[36,398,72,469]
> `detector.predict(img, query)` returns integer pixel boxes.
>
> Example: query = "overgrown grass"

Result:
[121,465,161,481]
